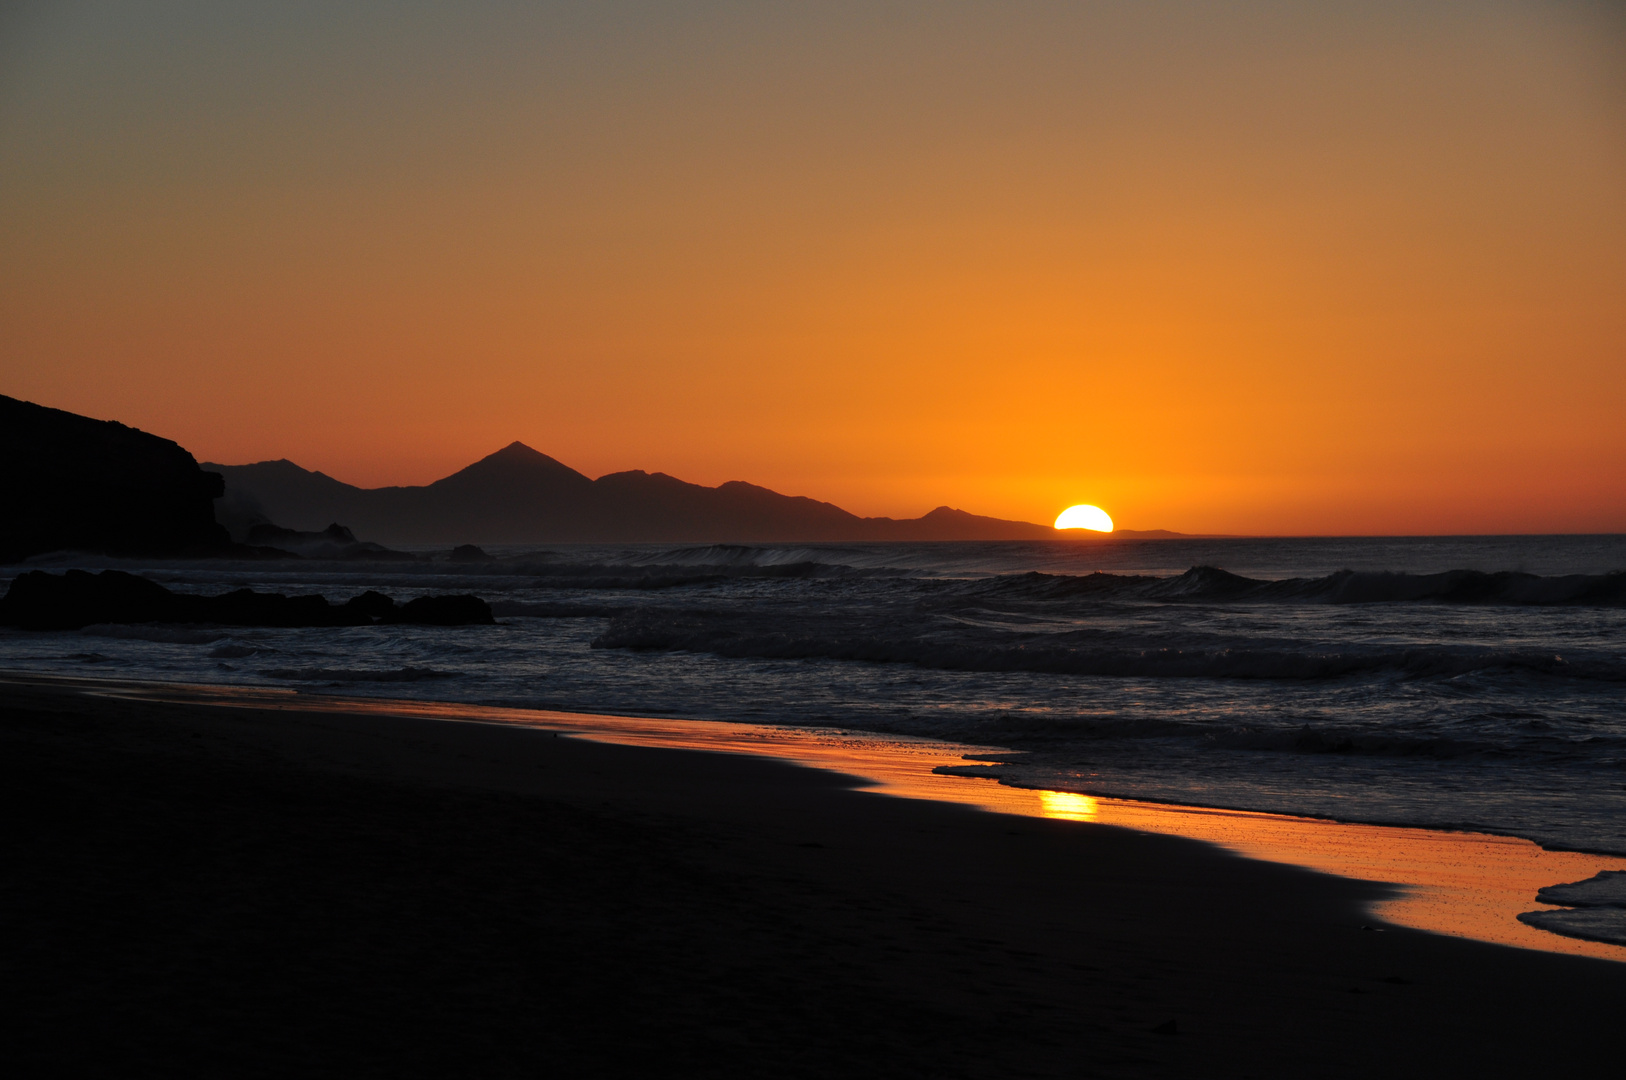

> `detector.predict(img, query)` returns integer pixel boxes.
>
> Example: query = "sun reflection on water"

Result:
[1039,790,1098,822]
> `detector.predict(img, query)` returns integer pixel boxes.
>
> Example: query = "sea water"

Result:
[3,536,1623,864]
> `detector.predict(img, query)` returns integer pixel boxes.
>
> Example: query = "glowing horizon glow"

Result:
[1054,505,1114,533]
[2,3,1623,534]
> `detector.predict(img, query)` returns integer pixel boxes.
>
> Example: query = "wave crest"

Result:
[590,610,1626,681]
[957,566,1626,606]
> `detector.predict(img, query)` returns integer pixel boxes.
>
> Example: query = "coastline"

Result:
[37,672,1626,962]
[6,672,1626,1076]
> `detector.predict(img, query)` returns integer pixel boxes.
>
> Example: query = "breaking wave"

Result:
[591,609,1626,681]
[955,566,1626,606]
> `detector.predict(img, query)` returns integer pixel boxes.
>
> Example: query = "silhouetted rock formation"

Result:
[393,594,496,625]
[0,570,494,631]
[205,442,1063,544]
[243,522,419,561]
[2,395,230,562]
[449,544,496,562]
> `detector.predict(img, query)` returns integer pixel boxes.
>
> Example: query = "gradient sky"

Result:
[2,1,1623,534]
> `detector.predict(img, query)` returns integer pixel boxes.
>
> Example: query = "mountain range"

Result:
[206,442,1153,545]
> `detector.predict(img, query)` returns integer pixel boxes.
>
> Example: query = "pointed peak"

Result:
[431,440,592,489]
[465,441,577,472]
[487,441,545,460]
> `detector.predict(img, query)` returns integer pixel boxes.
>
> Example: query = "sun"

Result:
[1054,504,1114,532]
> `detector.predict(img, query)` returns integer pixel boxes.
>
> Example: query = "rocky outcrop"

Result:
[1,395,231,562]
[0,570,494,631]
[243,522,420,561]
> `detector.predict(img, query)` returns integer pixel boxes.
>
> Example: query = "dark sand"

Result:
[5,677,1623,1078]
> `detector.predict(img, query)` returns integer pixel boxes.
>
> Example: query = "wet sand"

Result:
[71,677,1626,961]
[5,675,1624,1078]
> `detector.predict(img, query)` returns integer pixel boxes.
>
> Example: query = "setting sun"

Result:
[1054,505,1114,532]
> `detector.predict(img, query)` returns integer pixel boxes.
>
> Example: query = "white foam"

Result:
[1537,870,1626,909]
[1518,907,1626,947]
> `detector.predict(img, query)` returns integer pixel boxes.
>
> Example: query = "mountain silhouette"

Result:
[205,443,1065,544]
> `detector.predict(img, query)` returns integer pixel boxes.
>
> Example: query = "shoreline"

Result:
[22,671,1626,962]
[7,670,1626,1076]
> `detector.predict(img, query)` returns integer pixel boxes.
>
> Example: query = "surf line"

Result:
[44,672,1626,964]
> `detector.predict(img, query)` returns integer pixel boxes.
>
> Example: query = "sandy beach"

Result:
[6,674,1624,1079]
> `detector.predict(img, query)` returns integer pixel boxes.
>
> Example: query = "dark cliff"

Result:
[1,395,230,562]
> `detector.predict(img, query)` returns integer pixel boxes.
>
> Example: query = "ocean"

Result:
[3,535,1624,861]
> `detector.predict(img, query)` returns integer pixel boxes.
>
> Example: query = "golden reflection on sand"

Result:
[1038,790,1099,822]
[65,676,1626,964]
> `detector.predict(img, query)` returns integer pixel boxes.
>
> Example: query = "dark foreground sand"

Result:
[5,678,1623,1078]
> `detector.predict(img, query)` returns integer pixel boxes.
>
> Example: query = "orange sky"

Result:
[2,2,1623,534]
